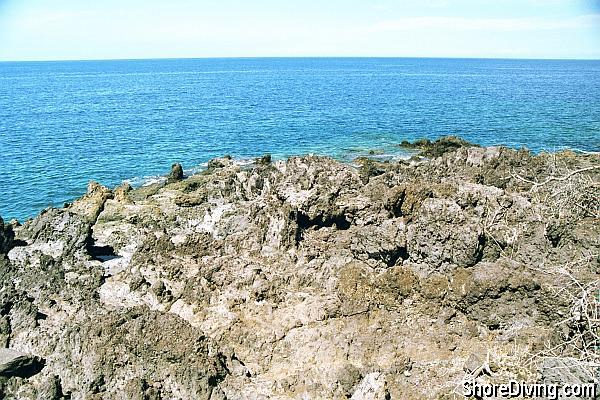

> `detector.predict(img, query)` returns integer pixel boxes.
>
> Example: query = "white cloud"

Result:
[371,14,600,32]
[1,2,599,60]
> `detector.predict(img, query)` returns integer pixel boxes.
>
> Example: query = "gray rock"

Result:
[0,348,44,378]
[1,143,598,399]
[463,353,483,374]
[540,358,597,399]
[399,135,477,158]
[0,216,14,255]
[255,154,272,165]
[168,163,184,183]
[350,372,388,400]
[337,364,362,397]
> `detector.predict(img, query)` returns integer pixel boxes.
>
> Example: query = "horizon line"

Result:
[1,55,600,63]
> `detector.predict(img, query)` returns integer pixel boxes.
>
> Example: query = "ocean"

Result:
[1,57,599,221]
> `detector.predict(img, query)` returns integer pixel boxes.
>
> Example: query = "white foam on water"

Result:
[121,151,418,191]
[123,175,167,188]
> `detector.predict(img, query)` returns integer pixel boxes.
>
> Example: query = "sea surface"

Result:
[1,57,599,221]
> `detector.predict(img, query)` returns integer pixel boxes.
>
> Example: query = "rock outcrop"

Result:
[1,139,598,399]
[0,217,14,255]
[0,349,45,378]
[168,163,184,184]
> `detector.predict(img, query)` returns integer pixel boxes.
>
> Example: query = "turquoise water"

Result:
[1,58,599,221]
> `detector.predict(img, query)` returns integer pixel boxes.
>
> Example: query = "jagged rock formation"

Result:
[1,139,598,399]
[0,217,14,255]
[0,349,45,379]
[168,163,184,184]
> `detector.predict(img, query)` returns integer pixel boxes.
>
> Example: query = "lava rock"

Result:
[168,163,184,183]
[0,349,45,378]
[0,216,14,255]
[400,135,476,158]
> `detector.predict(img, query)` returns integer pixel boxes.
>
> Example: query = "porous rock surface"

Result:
[1,140,598,399]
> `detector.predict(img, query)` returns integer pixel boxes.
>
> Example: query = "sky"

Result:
[0,0,599,61]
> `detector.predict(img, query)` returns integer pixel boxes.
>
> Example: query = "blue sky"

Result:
[0,0,599,60]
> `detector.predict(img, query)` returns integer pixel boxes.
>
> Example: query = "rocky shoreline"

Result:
[1,137,599,399]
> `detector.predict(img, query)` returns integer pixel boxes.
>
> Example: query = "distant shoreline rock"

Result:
[1,137,598,399]
[399,135,478,158]
[167,162,184,184]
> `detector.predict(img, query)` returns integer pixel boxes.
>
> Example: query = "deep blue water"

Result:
[1,58,599,221]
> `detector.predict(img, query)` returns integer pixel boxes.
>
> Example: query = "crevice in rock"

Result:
[292,210,351,241]
[384,246,409,267]
[470,233,486,266]
[360,246,410,267]
[53,375,71,400]
[0,302,13,316]
[0,354,46,379]
[86,241,120,262]
[35,312,47,321]
[11,239,28,248]
[12,361,46,378]
[385,189,406,218]
[84,200,122,262]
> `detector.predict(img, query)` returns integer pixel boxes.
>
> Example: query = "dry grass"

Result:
[511,154,599,220]
[528,272,599,374]
[451,155,599,398]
